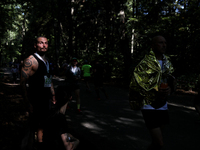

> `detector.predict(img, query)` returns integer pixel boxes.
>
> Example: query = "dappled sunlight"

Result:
[95,119,108,126]
[114,117,134,125]
[85,114,96,119]
[181,109,195,114]
[115,119,133,125]
[91,130,102,134]
[119,117,135,122]
[65,115,72,122]
[81,110,96,115]
[81,122,103,131]
[126,135,142,141]
[114,117,144,126]
[168,102,195,110]
[71,100,77,103]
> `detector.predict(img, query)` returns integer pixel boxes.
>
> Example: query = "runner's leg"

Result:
[147,126,164,150]
[74,89,81,110]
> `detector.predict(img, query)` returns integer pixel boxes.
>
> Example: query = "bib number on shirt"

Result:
[44,75,52,87]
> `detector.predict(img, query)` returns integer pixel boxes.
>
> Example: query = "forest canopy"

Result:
[0,0,199,85]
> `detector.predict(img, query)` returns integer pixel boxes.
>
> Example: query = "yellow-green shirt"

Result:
[81,64,92,77]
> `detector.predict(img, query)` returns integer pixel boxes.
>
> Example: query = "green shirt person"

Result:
[81,60,92,91]
[82,63,92,77]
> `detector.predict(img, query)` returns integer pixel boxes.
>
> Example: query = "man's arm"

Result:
[51,82,56,104]
[20,56,37,110]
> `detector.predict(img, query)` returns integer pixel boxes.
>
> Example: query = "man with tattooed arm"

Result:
[20,36,56,147]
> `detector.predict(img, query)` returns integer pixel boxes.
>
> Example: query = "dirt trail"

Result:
[1,67,200,150]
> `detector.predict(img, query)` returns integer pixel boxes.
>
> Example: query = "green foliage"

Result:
[176,74,199,89]
[0,0,200,81]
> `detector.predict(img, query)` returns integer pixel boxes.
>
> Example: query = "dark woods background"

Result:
[0,0,200,87]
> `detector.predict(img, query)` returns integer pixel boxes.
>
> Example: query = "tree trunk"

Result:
[120,8,131,86]
[67,0,74,58]
[21,11,27,61]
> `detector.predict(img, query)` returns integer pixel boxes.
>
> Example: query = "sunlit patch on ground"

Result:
[85,114,95,118]
[168,102,195,110]
[81,122,103,131]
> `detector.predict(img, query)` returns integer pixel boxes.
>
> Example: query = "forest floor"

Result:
[0,67,200,150]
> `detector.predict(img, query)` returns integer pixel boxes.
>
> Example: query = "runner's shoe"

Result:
[76,109,82,114]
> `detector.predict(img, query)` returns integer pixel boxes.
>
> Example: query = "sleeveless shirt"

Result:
[28,54,52,98]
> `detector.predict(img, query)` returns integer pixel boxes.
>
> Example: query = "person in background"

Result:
[51,63,59,77]
[81,60,92,92]
[11,65,18,84]
[60,61,69,78]
[129,35,176,150]
[65,57,82,113]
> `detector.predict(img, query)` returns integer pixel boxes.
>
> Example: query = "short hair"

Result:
[34,36,47,44]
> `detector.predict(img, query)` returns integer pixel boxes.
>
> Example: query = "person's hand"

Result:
[52,95,56,104]
[71,140,79,149]
[66,140,79,150]
[61,133,79,150]
[65,142,74,150]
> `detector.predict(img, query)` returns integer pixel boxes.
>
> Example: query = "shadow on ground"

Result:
[0,67,200,150]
